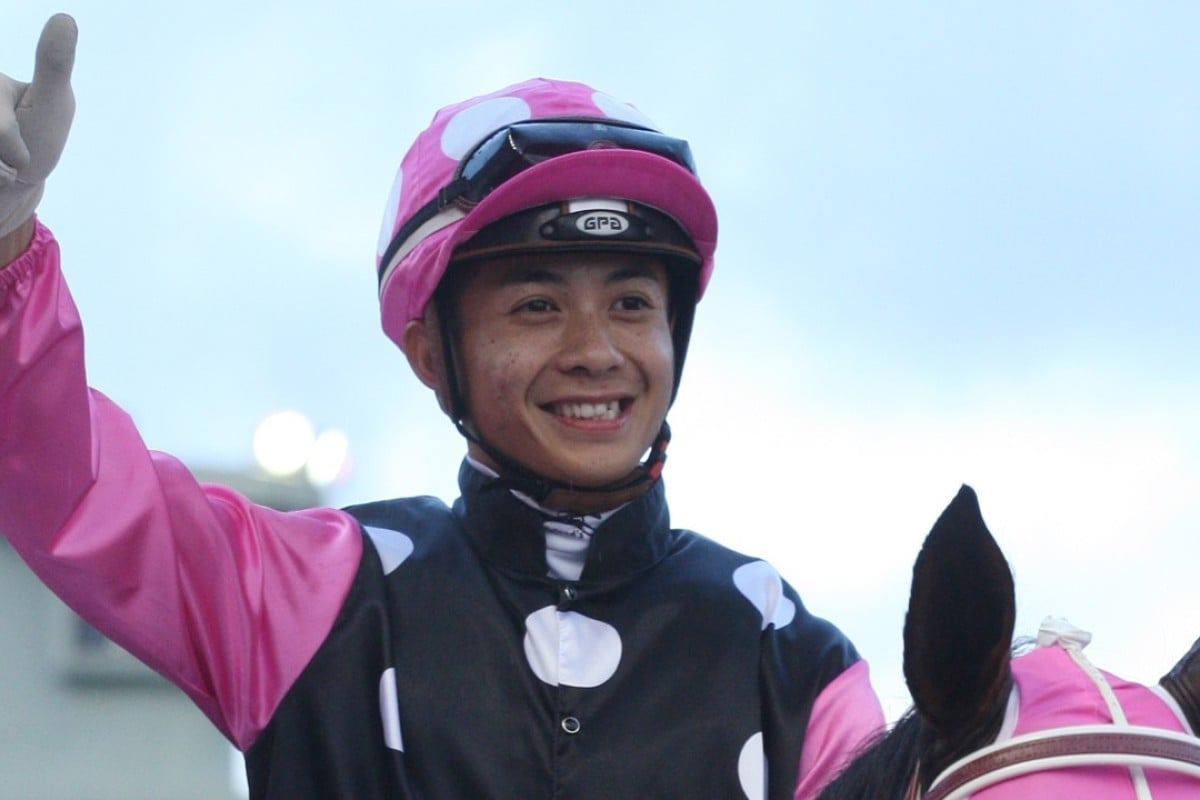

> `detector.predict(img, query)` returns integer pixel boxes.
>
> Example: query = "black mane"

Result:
[816,679,1011,800]
[815,710,920,800]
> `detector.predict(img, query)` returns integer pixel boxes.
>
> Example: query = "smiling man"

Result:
[0,16,883,800]
[415,249,676,489]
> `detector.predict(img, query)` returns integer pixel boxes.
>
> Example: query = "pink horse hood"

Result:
[952,621,1197,799]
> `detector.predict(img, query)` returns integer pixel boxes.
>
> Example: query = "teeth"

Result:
[555,401,619,420]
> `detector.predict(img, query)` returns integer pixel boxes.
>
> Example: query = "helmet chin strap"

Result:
[453,416,670,515]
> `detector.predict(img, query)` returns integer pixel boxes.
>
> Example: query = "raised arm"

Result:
[0,17,365,751]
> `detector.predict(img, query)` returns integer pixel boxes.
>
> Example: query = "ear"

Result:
[903,485,1016,737]
[1160,636,1200,734]
[402,316,453,416]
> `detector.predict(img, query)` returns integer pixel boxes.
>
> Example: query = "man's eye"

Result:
[615,296,651,311]
[518,298,556,313]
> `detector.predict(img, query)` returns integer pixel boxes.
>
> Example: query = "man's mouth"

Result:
[550,400,622,421]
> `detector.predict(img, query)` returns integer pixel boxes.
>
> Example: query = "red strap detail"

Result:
[924,730,1200,800]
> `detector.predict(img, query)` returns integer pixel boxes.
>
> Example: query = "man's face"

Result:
[453,251,675,489]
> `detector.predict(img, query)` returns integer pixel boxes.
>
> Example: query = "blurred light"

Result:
[253,410,316,476]
[306,429,351,486]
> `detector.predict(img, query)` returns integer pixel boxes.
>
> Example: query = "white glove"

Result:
[0,14,77,237]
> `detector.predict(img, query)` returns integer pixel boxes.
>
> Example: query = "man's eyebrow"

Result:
[496,267,566,287]
[606,262,663,284]
[491,261,663,287]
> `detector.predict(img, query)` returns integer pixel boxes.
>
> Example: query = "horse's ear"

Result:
[903,485,1016,737]
[1160,636,1200,734]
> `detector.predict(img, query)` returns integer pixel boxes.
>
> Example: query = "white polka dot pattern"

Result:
[522,606,622,688]
[590,90,657,129]
[737,732,766,800]
[439,96,532,160]
[376,166,404,259]
[364,526,415,575]
[733,561,797,630]
[376,77,718,358]
[379,667,404,752]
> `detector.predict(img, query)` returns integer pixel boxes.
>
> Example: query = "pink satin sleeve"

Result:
[792,659,887,800]
[0,222,365,750]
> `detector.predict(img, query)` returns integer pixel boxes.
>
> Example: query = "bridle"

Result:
[910,725,1200,800]
[909,622,1200,800]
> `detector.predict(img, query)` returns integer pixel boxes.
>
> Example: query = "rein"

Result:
[914,725,1200,800]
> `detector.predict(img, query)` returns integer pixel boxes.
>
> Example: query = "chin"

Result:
[544,457,644,489]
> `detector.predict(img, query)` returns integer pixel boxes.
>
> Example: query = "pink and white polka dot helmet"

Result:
[375,77,719,353]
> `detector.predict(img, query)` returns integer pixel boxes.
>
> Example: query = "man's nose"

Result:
[557,311,624,374]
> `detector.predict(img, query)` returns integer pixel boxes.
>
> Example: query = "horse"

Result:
[816,485,1200,800]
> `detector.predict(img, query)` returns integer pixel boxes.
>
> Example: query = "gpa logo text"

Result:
[576,211,630,236]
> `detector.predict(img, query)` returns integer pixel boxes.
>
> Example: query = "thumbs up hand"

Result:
[0,14,78,238]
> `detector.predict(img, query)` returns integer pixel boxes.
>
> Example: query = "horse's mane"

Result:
[816,710,921,800]
[816,650,1017,800]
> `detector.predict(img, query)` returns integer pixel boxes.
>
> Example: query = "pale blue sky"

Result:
[5,2,1199,718]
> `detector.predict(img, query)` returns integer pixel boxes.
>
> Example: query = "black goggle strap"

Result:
[454,120,696,205]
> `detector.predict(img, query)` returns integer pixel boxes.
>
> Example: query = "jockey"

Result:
[0,14,884,799]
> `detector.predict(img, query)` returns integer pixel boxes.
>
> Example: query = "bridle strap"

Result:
[923,725,1200,800]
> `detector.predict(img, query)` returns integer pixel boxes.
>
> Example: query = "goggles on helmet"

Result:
[377,119,698,291]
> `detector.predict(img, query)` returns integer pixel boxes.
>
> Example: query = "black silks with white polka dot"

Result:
[244,462,862,799]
